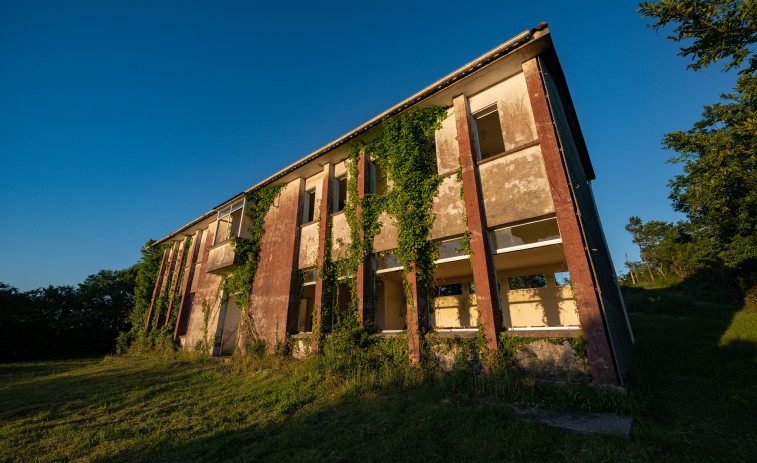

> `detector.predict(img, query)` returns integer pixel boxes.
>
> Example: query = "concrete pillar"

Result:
[247,179,304,350]
[312,163,334,351]
[404,271,423,364]
[155,242,179,328]
[355,152,374,324]
[173,229,202,341]
[145,246,171,330]
[164,237,187,328]
[522,57,617,384]
[452,94,502,352]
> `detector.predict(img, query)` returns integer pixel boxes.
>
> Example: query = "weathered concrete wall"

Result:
[206,241,236,273]
[248,179,303,348]
[298,222,319,269]
[373,211,398,253]
[479,145,554,228]
[468,73,537,151]
[430,175,467,240]
[431,295,479,329]
[434,107,459,176]
[330,212,350,260]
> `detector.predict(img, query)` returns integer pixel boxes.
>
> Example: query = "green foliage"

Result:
[368,106,448,302]
[629,0,757,287]
[1,268,138,361]
[639,0,757,73]
[129,240,167,333]
[663,77,757,267]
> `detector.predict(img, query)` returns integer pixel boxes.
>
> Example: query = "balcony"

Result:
[206,240,243,275]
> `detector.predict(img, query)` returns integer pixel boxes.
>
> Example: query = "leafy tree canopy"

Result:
[639,0,757,268]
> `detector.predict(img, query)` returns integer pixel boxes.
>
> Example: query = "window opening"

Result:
[302,189,316,224]
[435,283,464,297]
[554,271,571,286]
[508,274,548,290]
[491,218,561,253]
[213,200,245,245]
[473,105,505,160]
[334,175,347,212]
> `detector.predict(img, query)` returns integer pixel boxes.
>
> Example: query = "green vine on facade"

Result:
[312,203,338,344]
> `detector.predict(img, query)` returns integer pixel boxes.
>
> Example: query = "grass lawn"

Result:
[1,286,755,462]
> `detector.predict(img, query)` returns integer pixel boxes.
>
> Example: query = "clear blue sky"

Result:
[0,1,737,291]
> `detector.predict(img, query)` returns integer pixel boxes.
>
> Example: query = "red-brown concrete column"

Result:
[311,163,334,351]
[453,94,502,352]
[163,238,187,328]
[247,180,304,350]
[173,230,202,340]
[155,242,179,328]
[355,152,374,324]
[405,271,423,364]
[145,246,171,330]
[523,57,617,384]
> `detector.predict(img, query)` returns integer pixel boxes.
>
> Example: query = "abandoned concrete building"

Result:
[146,23,634,385]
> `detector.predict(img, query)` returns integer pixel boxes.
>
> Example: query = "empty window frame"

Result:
[334,175,348,212]
[368,161,386,196]
[490,217,561,253]
[302,188,316,224]
[554,271,571,286]
[472,105,505,160]
[508,274,548,290]
[435,283,464,297]
[213,200,245,245]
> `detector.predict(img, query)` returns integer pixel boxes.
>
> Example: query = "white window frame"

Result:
[491,217,562,255]
[213,198,246,245]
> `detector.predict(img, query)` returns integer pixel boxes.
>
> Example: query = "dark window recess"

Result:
[369,161,386,196]
[435,283,463,297]
[474,108,505,160]
[335,176,347,212]
[554,271,571,286]
[468,282,476,294]
[508,274,548,290]
[303,189,316,224]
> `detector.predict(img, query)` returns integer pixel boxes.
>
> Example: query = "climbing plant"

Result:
[166,236,192,330]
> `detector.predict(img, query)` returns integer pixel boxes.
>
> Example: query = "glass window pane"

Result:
[508,274,547,290]
[468,282,476,294]
[438,238,464,260]
[377,253,400,270]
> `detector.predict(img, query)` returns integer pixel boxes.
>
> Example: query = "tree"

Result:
[639,0,757,269]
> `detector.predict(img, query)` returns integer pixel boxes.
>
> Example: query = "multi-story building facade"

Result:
[146,24,634,385]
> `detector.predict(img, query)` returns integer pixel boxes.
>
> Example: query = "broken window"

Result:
[377,253,401,271]
[213,200,245,245]
[491,218,561,252]
[508,274,548,290]
[334,175,347,212]
[302,188,316,224]
[473,105,506,160]
[437,237,467,260]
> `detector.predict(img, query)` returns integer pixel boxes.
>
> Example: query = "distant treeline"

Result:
[0,241,162,362]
